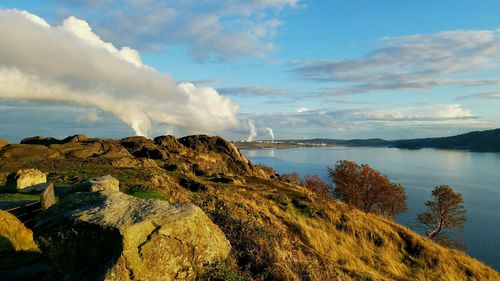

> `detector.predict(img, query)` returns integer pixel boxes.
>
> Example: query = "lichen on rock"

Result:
[33,190,231,281]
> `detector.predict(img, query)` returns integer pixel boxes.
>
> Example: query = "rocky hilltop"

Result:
[0,135,499,281]
[0,134,267,182]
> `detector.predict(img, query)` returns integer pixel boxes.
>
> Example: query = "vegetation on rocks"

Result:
[0,134,498,280]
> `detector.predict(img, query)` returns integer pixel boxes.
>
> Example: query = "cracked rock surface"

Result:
[33,191,231,281]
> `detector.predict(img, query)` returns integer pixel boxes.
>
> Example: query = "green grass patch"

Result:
[125,187,169,201]
[0,192,39,201]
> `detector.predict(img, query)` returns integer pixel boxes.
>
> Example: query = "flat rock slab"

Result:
[71,175,120,192]
[33,191,231,281]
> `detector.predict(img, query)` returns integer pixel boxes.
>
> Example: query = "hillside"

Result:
[0,135,498,280]
[235,128,500,152]
[392,128,500,151]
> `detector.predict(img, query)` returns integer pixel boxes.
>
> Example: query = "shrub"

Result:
[328,160,407,218]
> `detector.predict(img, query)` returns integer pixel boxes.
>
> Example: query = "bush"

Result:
[328,160,407,218]
[300,175,332,196]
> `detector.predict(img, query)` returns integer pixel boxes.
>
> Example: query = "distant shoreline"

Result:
[233,127,500,153]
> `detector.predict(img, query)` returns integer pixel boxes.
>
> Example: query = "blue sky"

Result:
[1,1,500,141]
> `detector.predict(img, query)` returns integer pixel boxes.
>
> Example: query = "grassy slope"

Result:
[50,164,496,281]
[187,176,498,281]
[1,160,498,280]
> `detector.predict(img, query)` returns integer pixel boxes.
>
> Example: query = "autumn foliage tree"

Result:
[417,185,467,248]
[300,175,332,196]
[328,160,407,218]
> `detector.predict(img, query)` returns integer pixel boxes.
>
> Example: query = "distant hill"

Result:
[392,128,500,152]
[236,128,500,152]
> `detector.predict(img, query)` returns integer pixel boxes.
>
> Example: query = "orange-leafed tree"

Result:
[417,185,467,248]
[300,175,332,196]
[328,160,407,218]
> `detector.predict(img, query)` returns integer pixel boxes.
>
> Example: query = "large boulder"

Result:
[120,136,167,160]
[61,134,89,144]
[0,144,61,162]
[33,191,231,281]
[71,175,120,192]
[5,169,47,193]
[154,135,186,154]
[0,210,39,253]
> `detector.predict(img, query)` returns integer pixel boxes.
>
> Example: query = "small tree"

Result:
[300,175,331,196]
[328,160,407,218]
[417,185,466,248]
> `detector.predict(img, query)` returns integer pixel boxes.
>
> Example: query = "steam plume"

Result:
[246,119,257,142]
[0,10,239,136]
[266,127,275,140]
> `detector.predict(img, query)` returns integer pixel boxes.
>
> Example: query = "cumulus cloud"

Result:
[54,0,300,60]
[292,29,500,95]
[0,10,239,136]
[239,104,476,138]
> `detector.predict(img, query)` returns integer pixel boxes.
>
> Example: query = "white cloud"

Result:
[55,0,300,60]
[237,104,477,139]
[293,29,500,95]
[352,104,473,121]
[0,10,239,137]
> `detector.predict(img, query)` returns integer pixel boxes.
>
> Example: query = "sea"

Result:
[242,146,500,271]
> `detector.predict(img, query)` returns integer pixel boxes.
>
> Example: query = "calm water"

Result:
[242,147,500,270]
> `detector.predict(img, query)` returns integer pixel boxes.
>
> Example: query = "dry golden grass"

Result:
[183,175,499,281]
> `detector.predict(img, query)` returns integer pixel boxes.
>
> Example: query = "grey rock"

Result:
[33,191,231,281]
[71,175,120,192]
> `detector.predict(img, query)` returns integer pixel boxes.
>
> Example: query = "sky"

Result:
[1,0,500,141]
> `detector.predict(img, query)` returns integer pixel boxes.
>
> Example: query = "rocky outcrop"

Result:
[120,136,167,160]
[5,169,47,193]
[50,139,132,159]
[0,138,8,148]
[71,175,120,192]
[33,191,231,281]
[61,134,89,144]
[0,144,61,162]
[20,136,61,146]
[178,135,269,178]
[20,135,88,146]
[0,210,39,253]
[1,134,269,180]
[154,135,186,154]
[111,157,158,168]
